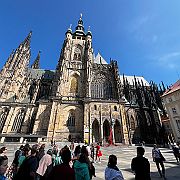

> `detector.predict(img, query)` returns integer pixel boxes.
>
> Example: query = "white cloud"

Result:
[154,52,180,69]
[159,52,180,61]
[128,16,159,44]
[129,16,150,33]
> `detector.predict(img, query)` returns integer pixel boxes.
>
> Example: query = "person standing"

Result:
[0,155,8,180]
[47,148,75,180]
[14,145,39,180]
[172,143,180,163]
[0,147,7,157]
[152,144,166,178]
[36,149,53,180]
[131,147,151,180]
[18,146,31,168]
[90,144,94,161]
[105,155,124,180]
[95,143,102,163]
[72,145,81,161]
[11,145,24,178]
[73,153,90,180]
[37,144,46,161]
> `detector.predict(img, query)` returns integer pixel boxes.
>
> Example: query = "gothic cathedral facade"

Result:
[0,16,167,145]
[0,16,129,144]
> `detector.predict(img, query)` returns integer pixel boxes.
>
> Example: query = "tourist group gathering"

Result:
[1,1,180,179]
[0,142,179,180]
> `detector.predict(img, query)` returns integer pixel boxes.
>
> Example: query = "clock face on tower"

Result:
[73,47,81,61]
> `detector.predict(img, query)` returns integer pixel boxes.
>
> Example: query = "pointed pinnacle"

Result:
[31,51,40,69]
[23,31,32,46]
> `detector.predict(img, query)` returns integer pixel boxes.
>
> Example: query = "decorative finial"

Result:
[29,30,32,37]
[80,13,82,19]
[88,26,91,31]
[69,24,72,29]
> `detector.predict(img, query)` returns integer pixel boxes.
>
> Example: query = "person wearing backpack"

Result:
[152,144,166,178]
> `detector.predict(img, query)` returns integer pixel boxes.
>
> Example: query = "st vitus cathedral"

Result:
[0,16,167,144]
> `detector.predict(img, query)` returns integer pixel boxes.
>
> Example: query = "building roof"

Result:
[94,53,108,64]
[119,75,150,86]
[162,79,180,97]
[28,68,55,80]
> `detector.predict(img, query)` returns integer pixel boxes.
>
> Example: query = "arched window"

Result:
[130,115,135,130]
[0,108,9,133]
[67,110,75,127]
[11,109,25,133]
[73,47,81,61]
[91,74,113,99]
[70,76,78,93]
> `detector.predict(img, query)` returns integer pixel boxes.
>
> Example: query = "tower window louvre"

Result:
[94,105,97,110]
[67,110,75,127]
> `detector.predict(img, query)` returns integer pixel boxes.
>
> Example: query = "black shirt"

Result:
[131,156,151,180]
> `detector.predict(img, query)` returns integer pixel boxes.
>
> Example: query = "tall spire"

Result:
[0,31,32,101]
[75,13,85,35]
[4,49,15,67]
[0,49,15,75]
[22,31,32,47]
[31,51,41,69]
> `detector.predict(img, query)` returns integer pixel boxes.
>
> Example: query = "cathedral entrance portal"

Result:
[114,120,122,143]
[103,120,110,142]
[92,119,100,143]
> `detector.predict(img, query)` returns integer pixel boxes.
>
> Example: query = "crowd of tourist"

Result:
[2,142,102,180]
[0,142,179,180]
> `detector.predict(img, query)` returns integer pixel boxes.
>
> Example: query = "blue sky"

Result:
[0,0,180,86]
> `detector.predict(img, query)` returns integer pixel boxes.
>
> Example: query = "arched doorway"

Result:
[92,119,100,143]
[103,119,110,142]
[114,120,122,143]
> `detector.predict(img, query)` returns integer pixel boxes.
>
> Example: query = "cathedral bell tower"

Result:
[54,14,93,98]
[48,15,94,141]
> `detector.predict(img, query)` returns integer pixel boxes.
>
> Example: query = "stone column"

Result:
[0,137,5,143]
[88,104,92,144]
[120,104,129,144]
[89,123,92,144]
[112,119,115,144]
[47,101,58,141]
[84,104,90,144]
[100,104,103,143]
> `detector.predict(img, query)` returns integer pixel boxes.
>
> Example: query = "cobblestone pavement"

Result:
[93,145,180,180]
[2,143,180,180]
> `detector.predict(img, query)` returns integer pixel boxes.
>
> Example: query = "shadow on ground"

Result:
[123,164,180,180]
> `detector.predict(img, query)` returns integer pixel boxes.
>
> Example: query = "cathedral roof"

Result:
[162,79,180,97]
[21,96,30,103]
[28,68,55,80]
[119,75,150,86]
[94,53,108,64]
